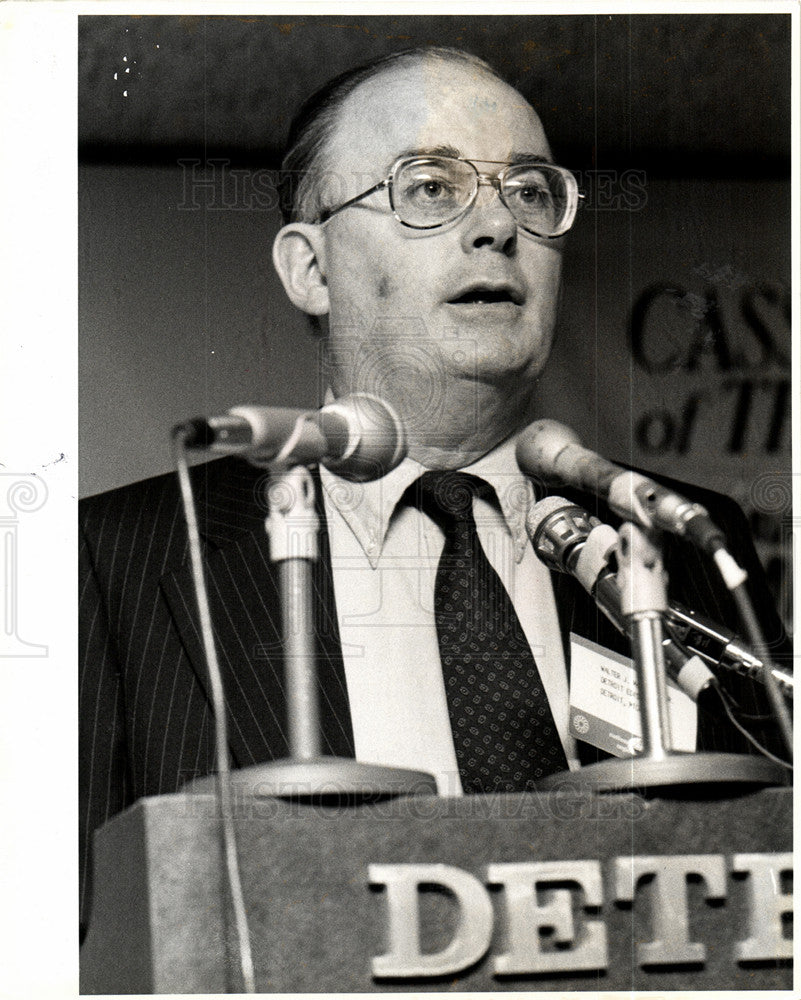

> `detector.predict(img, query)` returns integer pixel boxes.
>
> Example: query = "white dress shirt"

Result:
[321,435,578,795]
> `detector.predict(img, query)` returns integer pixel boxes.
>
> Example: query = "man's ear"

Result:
[272,223,330,316]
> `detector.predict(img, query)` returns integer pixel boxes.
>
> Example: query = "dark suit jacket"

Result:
[79,455,789,934]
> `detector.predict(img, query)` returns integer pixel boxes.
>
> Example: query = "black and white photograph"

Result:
[1,4,795,996]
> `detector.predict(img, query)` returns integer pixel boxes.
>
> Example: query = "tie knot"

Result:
[410,471,492,524]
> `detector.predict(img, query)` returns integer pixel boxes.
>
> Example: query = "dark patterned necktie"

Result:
[410,471,568,793]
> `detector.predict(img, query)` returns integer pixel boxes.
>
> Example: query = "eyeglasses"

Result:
[315,155,583,238]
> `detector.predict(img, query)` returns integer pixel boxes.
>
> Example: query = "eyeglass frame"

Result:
[314,154,584,238]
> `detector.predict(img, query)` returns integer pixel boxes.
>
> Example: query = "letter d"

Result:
[369,863,493,978]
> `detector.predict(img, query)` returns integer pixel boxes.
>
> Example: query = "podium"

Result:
[80,785,792,993]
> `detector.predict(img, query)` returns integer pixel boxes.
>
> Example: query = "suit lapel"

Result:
[308,483,358,759]
[160,458,354,770]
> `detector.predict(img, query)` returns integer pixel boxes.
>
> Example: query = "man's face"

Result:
[316,58,564,428]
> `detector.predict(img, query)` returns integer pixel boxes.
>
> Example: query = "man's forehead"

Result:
[326,58,549,174]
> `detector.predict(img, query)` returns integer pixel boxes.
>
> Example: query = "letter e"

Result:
[487,861,607,974]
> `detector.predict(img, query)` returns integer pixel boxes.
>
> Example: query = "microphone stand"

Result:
[195,465,436,801]
[621,523,673,761]
[542,523,786,793]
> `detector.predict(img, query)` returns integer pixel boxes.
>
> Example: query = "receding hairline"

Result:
[323,49,534,157]
[317,52,546,191]
[338,45,512,97]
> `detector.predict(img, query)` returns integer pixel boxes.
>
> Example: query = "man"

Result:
[79,45,786,935]
[271,46,576,787]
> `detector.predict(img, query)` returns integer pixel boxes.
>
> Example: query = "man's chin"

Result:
[444,349,548,388]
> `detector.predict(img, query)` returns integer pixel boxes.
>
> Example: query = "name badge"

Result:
[569,633,697,757]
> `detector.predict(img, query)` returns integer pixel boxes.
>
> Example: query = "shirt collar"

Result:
[320,433,535,568]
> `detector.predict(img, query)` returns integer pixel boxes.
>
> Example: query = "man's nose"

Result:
[459,181,518,254]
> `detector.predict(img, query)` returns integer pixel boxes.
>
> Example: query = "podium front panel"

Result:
[80,786,792,993]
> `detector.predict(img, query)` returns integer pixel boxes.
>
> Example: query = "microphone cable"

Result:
[664,628,791,771]
[733,585,793,761]
[710,558,793,762]
[172,426,257,994]
[706,683,793,772]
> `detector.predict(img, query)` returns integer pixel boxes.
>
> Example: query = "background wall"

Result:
[79,13,792,626]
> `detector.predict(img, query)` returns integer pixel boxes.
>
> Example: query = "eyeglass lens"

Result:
[391,157,571,235]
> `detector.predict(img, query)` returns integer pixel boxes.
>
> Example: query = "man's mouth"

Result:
[447,284,524,306]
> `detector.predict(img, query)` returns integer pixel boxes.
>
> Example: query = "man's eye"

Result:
[516,184,551,204]
[408,177,450,201]
[422,180,444,197]
[408,178,453,200]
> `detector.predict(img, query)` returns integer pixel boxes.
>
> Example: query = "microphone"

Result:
[516,419,727,556]
[664,603,793,700]
[175,393,406,482]
[526,495,622,626]
[527,495,793,701]
[527,496,715,700]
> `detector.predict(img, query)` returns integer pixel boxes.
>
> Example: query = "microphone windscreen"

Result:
[517,418,623,497]
[515,419,582,479]
[319,393,407,482]
[525,494,576,540]
[526,495,596,574]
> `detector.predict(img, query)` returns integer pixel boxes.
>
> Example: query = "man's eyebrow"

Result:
[508,151,553,166]
[393,144,462,161]
[390,146,553,166]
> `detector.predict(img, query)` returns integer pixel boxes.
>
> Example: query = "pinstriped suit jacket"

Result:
[79,454,788,934]
[79,457,355,933]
